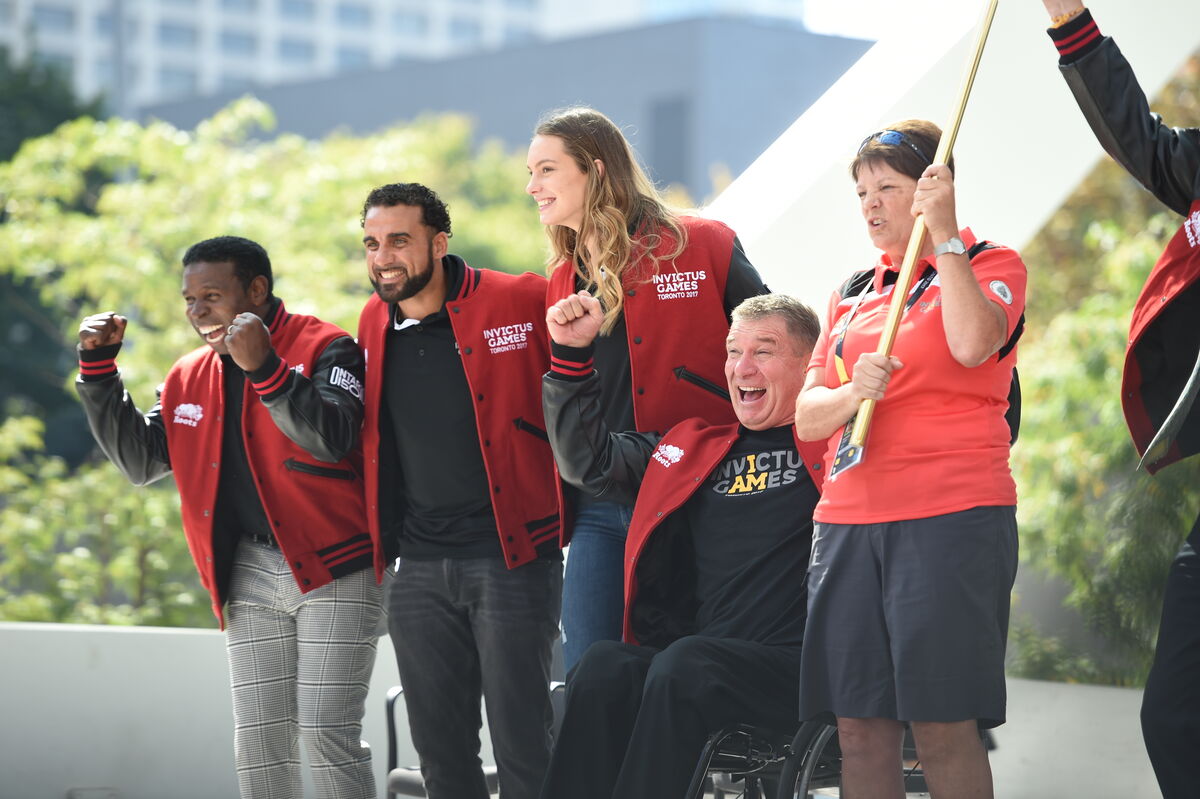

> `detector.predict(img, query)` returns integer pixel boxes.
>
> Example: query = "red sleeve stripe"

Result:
[550,355,593,376]
[79,358,117,375]
[251,359,290,395]
[1055,20,1100,56]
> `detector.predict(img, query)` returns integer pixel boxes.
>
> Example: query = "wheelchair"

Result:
[686,719,938,799]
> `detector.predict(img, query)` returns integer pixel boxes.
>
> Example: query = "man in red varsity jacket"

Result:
[538,292,826,799]
[356,183,564,799]
[75,236,382,799]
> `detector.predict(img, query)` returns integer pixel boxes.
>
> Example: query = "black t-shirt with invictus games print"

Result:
[683,424,817,646]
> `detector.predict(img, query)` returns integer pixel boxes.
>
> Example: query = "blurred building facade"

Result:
[0,0,817,111]
[140,15,870,198]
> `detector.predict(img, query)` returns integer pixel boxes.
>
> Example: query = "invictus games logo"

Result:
[652,443,685,468]
[329,366,362,400]
[1186,209,1200,249]
[653,270,707,300]
[711,449,803,495]
[484,322,534,355]
[173,403,204,427]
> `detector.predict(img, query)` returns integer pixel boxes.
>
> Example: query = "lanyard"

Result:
[832,264,937,385]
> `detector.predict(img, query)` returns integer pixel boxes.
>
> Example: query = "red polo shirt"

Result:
[807,229,1026,523]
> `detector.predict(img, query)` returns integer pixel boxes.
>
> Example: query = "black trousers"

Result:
[539,635,801,799]
[389,557,562,799]
[1141,519,1200,799]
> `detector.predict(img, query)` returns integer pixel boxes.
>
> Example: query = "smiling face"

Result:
[182,260,264,354]
[725,314,811,431]
[856,159,919,263]
[362,203,447,304]
[526,133,591,232]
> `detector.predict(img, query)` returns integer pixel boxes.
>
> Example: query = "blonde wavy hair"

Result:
[534,107,687,334]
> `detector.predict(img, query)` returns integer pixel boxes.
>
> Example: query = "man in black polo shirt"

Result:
[356,183,564,799]
[538,292,826,799]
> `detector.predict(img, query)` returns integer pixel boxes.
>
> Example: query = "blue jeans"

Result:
[561,501,633,673]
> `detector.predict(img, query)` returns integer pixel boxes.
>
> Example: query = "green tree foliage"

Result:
[0,46,103,163]
[1012,53,1200,684]
[0,99,547,627]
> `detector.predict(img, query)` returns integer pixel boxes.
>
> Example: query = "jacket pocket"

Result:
[284,457,356,481]
[512,416,550,442]
[672,366,730,401]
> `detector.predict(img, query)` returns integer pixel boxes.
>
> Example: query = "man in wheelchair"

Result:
[538,292,827,799]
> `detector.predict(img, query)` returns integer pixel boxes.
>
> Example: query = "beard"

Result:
[372,243,438,304]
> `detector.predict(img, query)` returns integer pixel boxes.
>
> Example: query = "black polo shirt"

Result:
[383,256,502,560]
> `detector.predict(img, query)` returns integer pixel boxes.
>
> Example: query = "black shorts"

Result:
[798,505,1018,729]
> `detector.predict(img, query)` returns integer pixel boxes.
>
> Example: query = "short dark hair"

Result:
[360,183,453,237]
[850,119,955,182]
[182,235,273,296]
[731,294,821,355]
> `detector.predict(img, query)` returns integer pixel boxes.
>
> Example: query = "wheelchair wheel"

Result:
[777,720,841,798]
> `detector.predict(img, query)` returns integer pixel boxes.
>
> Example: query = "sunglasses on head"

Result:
[857,130,931,166]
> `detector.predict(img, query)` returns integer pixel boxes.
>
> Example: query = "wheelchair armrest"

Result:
[386,685,404,774]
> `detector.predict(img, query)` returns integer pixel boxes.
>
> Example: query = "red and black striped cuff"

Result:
[1048,8,1102,64]
[248,352,292,400]
[549,341,595,382]
[77,342,121,382]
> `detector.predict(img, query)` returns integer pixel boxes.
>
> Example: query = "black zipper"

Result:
[512,417,550,442]
[284,458,356,481]
[672,366,730,401]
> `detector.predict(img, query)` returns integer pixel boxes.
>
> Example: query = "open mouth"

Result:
[376,268,405,282]
[738,386,766,403]
[198,324,224,343]
[537,198,555,211]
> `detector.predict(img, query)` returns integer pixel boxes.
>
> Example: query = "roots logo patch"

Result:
[173,403,204,427]
[652,443,685,468]
[1186,209,1200,249]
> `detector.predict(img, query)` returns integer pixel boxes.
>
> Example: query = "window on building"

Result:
[278,37,315,63]
[503,24,536,44]
[95,12,136,38]
[34,50,73,79]
[336,46,370,69]
[448,17,482,44]
[280,0,314,20]
[220,0,257,13]
[32,4,75,32]
[220,29,257,56]
[0,1,15,23]
[393,10,428,36]
[158,22,198,49]
[336,3,370,27]
[159,66,198,95]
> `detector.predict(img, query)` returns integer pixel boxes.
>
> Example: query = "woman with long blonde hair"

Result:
[526,106,768,671]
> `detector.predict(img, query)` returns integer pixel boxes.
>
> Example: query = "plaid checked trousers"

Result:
[225,539,383,799]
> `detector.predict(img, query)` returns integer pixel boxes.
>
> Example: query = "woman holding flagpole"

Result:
[793,120,1026,798]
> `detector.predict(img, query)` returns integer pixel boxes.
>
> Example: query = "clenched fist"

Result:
[79,312,128,350]
[546,290,604,348]
[224,312,273,372]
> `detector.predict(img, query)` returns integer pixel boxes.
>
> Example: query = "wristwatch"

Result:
[933,236,966,257]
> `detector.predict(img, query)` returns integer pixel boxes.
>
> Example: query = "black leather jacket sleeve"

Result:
[249,335,364,463]
[542,367,660,507]
[1061,36,1200,215]
[75,346,173,487]
[724,234,770,317]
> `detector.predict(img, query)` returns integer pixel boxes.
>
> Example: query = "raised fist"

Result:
[78,312,128,350]
[546,290,604,348]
